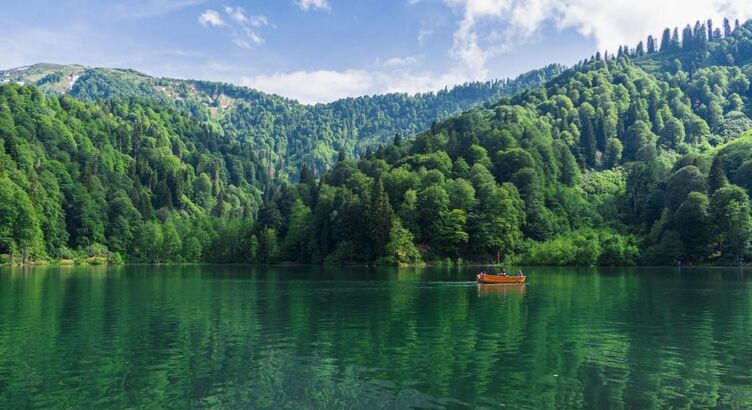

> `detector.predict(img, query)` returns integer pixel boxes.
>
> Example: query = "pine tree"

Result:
[660,28,671,51]
[367,178,394,261]
[636,41,644,56]
[707,19,714,41]
[647,35,656,53]
[708,157,728,195]
[671,27,680,50]
[682,24,693,49]
[693,21,706,48]
[393,132,402,147]
[300,164,315,185]
[724,18,732,37]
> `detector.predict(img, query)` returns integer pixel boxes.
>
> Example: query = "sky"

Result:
[1,0,752,104]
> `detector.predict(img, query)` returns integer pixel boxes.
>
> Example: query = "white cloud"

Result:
[296,0,330,11]
[198,9,224,27]
[199,6,270,49]
[553,0,752,52]
[242,70,370,103]
[223,6,270,27]
[442,0,752,79]
[240,1,752,103]
[224,5,248,24]
[381,55,422,67]
[241,68,470,104]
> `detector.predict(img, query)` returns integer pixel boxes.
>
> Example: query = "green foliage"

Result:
[0,84,262,263]
[379,219,423,266]
[5,19,752,265]
[3,63,565,192]
[521,229,638,266]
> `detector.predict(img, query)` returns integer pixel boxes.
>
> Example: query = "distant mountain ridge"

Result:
[0,63,565,187]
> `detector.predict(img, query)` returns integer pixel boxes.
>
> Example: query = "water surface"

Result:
[1,265,751,408]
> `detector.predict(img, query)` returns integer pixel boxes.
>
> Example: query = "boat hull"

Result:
[476,273,526,284]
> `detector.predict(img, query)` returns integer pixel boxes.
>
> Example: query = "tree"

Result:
[380,219,422,266]
[708,157,728,195]
[0,178,21,258]
[299,164,316,185]
[682,24,693,49]
[494,148,535,182]
[183,237,202,263]
[134,222,163,262]
[665,166,707,210]
[259,227,279,263]
[248,234,259,263]
[723,18,732,37]
[660,28,672,51]
[660,116,685,148]
[710,185,752,262]
[257,202,284,231]
[726,200,751,263]
[0,179,44,263]
[624,121,655,161]
[446,178,476,210]
[578,102,597,166]
[416,184,448,241]
[470,184,524,258]
[555,140,580,185]
[107,191,141,255]
[605,138,623,168]
[635,41,644,56]
[282,199,312,261]
[367,179,394,261]
[647,35,656,53]
[671,27,680,50]
[161,219,182,262]
[432,209,469,257]
[674,192,709,260]
[393,132,403,147]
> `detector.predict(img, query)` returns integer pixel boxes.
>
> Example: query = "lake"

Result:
[1,265,751,408]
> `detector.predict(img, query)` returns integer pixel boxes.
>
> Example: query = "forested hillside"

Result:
[0,87,263,263]
[2,18,752,265]
[251,18,752,266]
[2,63,564,190]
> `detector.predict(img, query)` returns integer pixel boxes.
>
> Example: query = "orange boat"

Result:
[476,272,526,284]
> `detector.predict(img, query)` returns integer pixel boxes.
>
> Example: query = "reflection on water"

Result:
[477,283,527,298]
[1,265,752,408]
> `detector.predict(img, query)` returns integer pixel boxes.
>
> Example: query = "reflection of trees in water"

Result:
[0,266,751,408]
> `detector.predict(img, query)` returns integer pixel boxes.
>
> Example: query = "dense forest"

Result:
[250,18,752,266]
[2,63,564,192]
[2,18,752,265]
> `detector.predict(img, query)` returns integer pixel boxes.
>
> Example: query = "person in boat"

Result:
[517,269,524,277]
[499,268,507,276]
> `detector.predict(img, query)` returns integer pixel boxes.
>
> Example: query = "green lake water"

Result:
[1,265,752,408]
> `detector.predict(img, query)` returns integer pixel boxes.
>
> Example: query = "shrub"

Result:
[521,229,639,266]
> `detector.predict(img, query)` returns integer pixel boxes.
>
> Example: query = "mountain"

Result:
[2,18,752,266]
[1,63,565,190]
[250,18,752,266]
[0,87,267,263]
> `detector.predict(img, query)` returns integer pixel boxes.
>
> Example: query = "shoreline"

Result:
[2,261,752,269]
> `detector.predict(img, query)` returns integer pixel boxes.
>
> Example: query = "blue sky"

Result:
[1,0,752,103]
